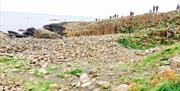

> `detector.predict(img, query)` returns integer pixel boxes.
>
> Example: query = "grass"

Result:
[117,36,156,50]
[117,44,180,90]
[23,80,51,91]
[57,69,82,78]
[151,80,180,91]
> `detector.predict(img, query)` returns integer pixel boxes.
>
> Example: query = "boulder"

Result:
[96,81,110,89]
[8,31,24,38]
[112,84,129,91]
[33,28,62,39]
[23,27,36,36]
[43,23,66,35]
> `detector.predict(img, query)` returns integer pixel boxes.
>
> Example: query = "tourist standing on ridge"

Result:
[156,6,159,13]
[109,16,112,20]
[130,11,134,16]
[150,9,152,13]
[177,4,180,10]
[153,6,156,13]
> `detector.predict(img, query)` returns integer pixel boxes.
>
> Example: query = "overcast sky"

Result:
[0,0,179,18]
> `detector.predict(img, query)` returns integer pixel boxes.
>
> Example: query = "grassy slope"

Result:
[117,44,180,91]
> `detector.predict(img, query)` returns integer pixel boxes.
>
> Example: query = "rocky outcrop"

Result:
[33,29,63,39]
[23,27,36,36]
[8,31,24,38]
[43,23,67,35]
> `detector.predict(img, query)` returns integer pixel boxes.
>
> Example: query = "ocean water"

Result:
[0,11,94,33]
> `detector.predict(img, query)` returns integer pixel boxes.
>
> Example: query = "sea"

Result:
[0,11,94,33]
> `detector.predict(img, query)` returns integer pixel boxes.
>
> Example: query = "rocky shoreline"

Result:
[4,23,67,39]
[0,32,145,90]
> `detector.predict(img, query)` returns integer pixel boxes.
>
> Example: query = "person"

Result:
[98,19,100,21]
[177,4,180,10]
[153,6,156,13]
[109,16,112,20]
[95,18,98,22]
[117,14,119,19]
[114,14,117,19]
[130,11,134,16]
[150,9,152,13]
[156,6,159,13]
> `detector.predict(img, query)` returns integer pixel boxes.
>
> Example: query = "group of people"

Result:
[95,3,180,22]
[110,14,119,20]
[150,5,159,13]
[95,18,101,22]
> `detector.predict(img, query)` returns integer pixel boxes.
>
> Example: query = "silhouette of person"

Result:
[177,4,180,10]
[150,9,152,13]
[156,6,159,13]
[114,14,117,19]
[117,14,119,19]
[130,11,134,16]
[98,19,100,21]
[95,18,98,22]
[153,6,156,13]
[109,16,112,20]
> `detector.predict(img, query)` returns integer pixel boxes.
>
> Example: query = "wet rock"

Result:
[43,23,66,35]
[112,84,129,91]
[23,27,36,36]
[8,31,24,38]
[97,81,110,89]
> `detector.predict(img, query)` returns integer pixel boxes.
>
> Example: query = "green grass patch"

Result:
[57,69,82,78]
[117,37,156,50]
[117,44,180,88]
[65,69,82,75]
[0,56,25,70]
[24,80,51,91]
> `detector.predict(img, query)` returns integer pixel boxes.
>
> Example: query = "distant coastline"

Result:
[0,11,94,32]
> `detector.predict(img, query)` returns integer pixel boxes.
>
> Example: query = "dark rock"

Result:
[23,27,36,36]
[18,29,26,32]
[43,23,66,35]
[8,31,24,38]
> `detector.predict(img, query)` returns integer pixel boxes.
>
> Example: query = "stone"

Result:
[60,87,70,91]
[23,27,36,36]
[39,68,48,75]
[97,81,110,89]
[8,31,24,38]
[80,73,90,83]
[43,23,66,35]
[157,66,171,75]
[89,68,98,75]
[33,28,62,39]
[49,83,59,89]
[112,84,129,91]
[93,88,100,91]
[169,55,180,69]
[81,81,92,88]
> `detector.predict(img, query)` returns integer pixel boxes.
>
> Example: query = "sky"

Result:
[0,0,179,18]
